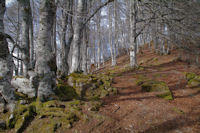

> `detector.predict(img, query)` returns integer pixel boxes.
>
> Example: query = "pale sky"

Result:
[6,0,14,6]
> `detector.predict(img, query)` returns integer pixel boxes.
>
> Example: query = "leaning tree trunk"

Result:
[18,0,31,77]
[0,0,15,112]
[35,0,57,101]
[69,0,86,73]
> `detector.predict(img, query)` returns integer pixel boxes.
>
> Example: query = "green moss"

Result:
[184,72,196,81]
[13,76,25,80]
[156,90,173,100]
[173,107,184,114]
[87,101,102,111]
[15,92,29,100]
[100,89,109,98]
[55,84,79,101]
[8,103,36,132]
[135,75,148,86]
[188,78,200,88]
[141,80,169,92]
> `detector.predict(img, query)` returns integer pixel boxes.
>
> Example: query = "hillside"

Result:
[66,48,200,133]
[1,48,200,133]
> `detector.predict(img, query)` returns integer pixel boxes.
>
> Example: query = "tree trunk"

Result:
[18,0,31,77]
[35,0,57,101]
[113,0,118,65]
[60,0,69,77]
[29,6,34,70]
[69,0,86,73]
[130,0,137,67]
[97,5,101,69]
[0,0,15,112]
[109,5,115,66]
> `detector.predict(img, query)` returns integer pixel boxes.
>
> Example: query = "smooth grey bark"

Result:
[129,0,137,67]
[51,2,57,56]
[69,0,86,73]
[15,3,21,76]
[29,9,34,69]
[97,3,101,69]
[60,0,69,77]
[0,0,15,112]
[108,5,115,66]
[35,0,57,101]
[18,0,31,77]
[81,26,88,73]
[113,0,118,64]
[60,0,73,77]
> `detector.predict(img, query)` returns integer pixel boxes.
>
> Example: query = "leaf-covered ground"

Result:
[67,48,200,133]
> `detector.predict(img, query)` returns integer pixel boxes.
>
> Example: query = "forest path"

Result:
[96,49,200,133]
[65,49,200,133]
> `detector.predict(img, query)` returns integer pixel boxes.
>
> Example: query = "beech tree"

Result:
[34,0,57,101]
[0,0,15,112]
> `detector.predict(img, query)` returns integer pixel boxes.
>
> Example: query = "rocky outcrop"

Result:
[11,77,36,98]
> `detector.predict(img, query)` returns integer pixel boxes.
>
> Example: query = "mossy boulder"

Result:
[187,77,200,88]
[156,90,173,100]
[25,100,82,133]
[66,73,116,100]
[184,72,196,81]
[137,78,173,100]
[184,72,200,88]
[141,80,169,92]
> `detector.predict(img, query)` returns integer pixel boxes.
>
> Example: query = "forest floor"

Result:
[64,48,200,133]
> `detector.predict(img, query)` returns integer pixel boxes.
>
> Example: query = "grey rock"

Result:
[67,76,74,87]
[11,77,36,98]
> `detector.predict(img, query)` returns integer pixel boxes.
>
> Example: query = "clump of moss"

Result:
[184,72,196,81]
[55,84,79,101]
[184,72,200,88]
[66,73,117,100]
[8,103,36,133]
[141,80,169,92]
[187,78,200,88]
[135,75,149,86]
[156,90,173,100]
[136,77,173,100]
[25,100,82,133]
[86,101,103,112]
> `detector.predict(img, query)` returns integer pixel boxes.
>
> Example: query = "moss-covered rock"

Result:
[24,100,82,133]
[8,103,36,133]
[66,73,116,100]
[187,78,200,88]
[141,80,169,92]
[136,77,173,100]
[156,90,173,100]
[55,84,79,101]
[184,72,200,88]
[184,72,196,81]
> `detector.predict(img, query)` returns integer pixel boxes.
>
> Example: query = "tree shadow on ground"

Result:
[140,111,200,133]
